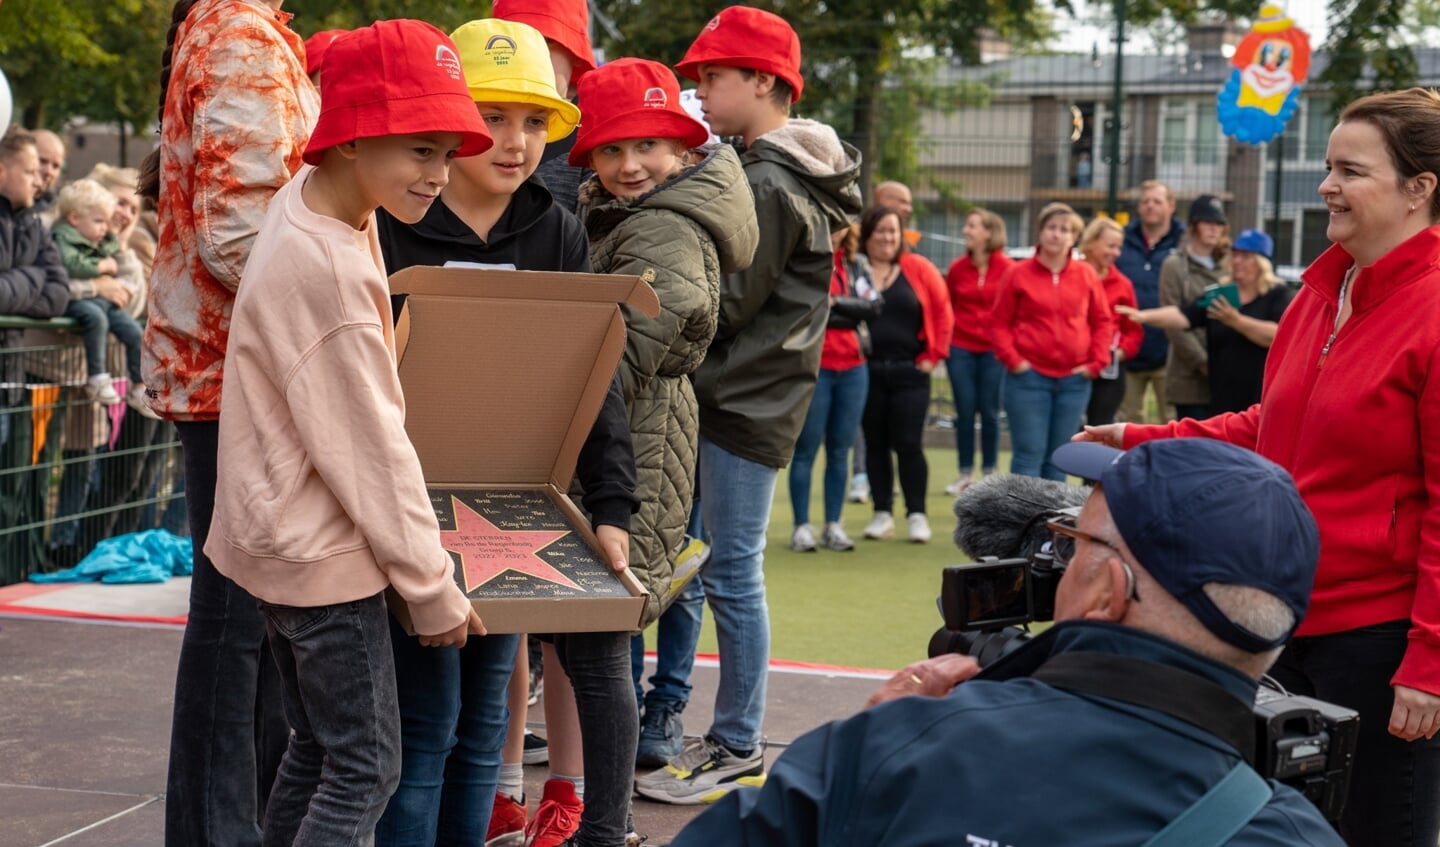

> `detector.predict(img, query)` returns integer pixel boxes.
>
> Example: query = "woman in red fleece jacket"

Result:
[991,202,1110,481]
[857,205,952,544]
[1079,216,1142,426]
[1079,89,1440,847]
[943,207,1014,494]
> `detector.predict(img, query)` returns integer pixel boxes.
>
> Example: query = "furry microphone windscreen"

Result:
[952,474,1089,562]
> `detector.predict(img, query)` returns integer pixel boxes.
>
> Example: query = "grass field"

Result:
[644,445,1000,672]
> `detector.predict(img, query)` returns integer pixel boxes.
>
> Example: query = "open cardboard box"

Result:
[386,266,659,634]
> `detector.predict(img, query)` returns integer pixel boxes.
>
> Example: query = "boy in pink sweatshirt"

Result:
[203,20,492,844]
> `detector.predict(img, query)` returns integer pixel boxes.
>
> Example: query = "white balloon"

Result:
[0,67,11,131]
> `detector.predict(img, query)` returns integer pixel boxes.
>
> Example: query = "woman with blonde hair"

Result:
[1078,216,1142,426]
[990,202,1109,479]
[943,207,1013,493]
[1119,228,1292,413]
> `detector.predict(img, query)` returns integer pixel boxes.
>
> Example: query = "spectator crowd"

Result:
[3,1,1437,846]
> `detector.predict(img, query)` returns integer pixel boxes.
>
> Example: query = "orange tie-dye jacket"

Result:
[142,0,319,420]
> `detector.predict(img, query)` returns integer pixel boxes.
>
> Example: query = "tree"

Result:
[0,0,113,128]
[591,0,1061,198]
[1318,1,1420,117]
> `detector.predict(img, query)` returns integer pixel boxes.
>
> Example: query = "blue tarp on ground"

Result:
[30,529,193,584]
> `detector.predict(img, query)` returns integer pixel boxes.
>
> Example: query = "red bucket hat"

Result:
[569,59,711,167]
[492,0,597,85]
[303,20,493,166]
[675,6,803,104]
[303,29,348,77]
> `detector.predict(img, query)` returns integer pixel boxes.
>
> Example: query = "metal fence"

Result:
[1,317,186,586]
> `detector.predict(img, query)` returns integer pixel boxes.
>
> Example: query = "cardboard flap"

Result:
[390,267,659,318]
[391,267,640,488]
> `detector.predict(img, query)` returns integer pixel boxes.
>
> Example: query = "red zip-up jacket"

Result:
[946,249,1015,352]
[821,250,866,371]
[1124,227,1440,694]
[893,252,954,368]
[990,255,1111,378]
[1097,264,1144,362]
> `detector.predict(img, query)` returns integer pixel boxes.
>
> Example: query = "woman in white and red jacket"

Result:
[991,202,1110,480]
[1079,88,1440,847]
[857,205,952,544]
[943,207,1015,494]
[1079,216,1143,426]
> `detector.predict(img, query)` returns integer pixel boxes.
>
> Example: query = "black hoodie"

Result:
[376,177,637,530]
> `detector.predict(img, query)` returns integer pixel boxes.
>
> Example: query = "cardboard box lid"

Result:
[390,267,658,488]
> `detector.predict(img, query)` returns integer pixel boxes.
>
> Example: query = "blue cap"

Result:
[1050,439,1319,652]
[1232,228,1274,259]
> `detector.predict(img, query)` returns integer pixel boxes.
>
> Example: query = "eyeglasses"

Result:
[1046,512,1141,602]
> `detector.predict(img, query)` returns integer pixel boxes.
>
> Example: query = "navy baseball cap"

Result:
[1050,439,1319,652]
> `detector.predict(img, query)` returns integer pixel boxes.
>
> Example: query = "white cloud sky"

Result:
[1053,1,1329,54]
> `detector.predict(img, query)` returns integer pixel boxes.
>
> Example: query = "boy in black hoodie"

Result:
[634,5,863,806]
[373,18,639,847]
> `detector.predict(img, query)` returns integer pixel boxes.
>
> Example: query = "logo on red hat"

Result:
[486,34,518,66]
[435,44,462,80]
[704,13,721,32]
[642,87,668,108]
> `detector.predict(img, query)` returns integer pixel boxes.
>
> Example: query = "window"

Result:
[1196,110,1219,165]
[1161,102,1188,165]
[1160,99,1223,168]
[1300,209,1331,266]
[1304,99,1332,161]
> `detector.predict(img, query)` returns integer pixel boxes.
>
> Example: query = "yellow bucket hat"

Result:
[451,18,581,142]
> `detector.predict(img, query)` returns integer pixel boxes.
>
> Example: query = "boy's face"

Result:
[694,64,762,139]
[591,138,684,200]
[353,132,463,224]
[0,145,43,210]
[452,103,550,197]
[68,207,112,243]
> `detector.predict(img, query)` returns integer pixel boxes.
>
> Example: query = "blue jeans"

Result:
[633,504,705,707]
[1003,370,1092,480]
[789,365,868,526]
[260,593,400,846]
[946,346,1004,474]
[691,436,777,751]
[1270,620,1440,847]
[65,295,143,382]
[166,421,287,847]
[375,623,519,847]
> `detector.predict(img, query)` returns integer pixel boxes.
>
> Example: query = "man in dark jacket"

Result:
[1114,179,1184,424]
[0,126,70,573]
[634,6,863,806]
[672,438,1344,846]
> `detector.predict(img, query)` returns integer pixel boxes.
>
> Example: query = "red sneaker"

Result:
[485,791,526,847]
[524,779,583,847]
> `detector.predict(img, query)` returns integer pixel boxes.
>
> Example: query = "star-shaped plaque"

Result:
[441,496,583,593]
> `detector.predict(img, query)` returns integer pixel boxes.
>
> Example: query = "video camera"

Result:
[928,550,1359,824]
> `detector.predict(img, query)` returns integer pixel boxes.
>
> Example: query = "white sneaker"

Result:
[943,477,975,496]
[847,473,871,503]
[863,511,894,540]
[126,384,162,420]
[908,513,932,544]
[820,522,854,551]
[790,524,817,552]
[85,373,121,406]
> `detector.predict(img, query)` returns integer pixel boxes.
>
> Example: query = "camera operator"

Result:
[670,439,1343,846]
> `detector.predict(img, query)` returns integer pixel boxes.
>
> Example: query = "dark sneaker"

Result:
[523,729,549,765]
[633,735,765,805]
[635,698,685,768]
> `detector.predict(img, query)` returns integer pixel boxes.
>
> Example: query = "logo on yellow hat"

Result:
[485,34,518,66]
[435,44,462,80]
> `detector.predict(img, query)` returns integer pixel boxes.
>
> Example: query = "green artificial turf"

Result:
[644,446,1000,672]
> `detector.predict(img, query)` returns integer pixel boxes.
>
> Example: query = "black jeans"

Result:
[165,421,287,847]
[862,360,930,516]
[1085,374,1126,427]
[552,630,639,847]
[1172,403,1210,422]
[1270,620,1440,847]
[260,593,401,846]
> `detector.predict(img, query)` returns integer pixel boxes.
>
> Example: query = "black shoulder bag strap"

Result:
[1032,652,1271,846]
